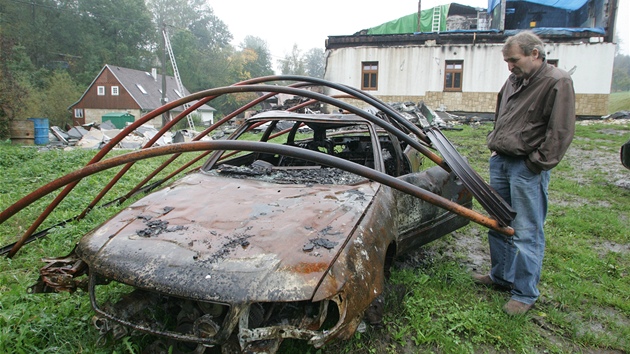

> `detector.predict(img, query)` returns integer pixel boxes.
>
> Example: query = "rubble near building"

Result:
[45,120,207,150]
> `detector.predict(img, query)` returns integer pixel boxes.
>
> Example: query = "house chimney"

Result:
[151,68,157,81]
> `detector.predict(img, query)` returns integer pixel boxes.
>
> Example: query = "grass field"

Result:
[609,91,630,113]
[0,119,629,353]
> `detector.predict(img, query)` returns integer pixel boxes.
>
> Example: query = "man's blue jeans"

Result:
[487,154,550,305]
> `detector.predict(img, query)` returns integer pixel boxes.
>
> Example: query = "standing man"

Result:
[474,31,576,315]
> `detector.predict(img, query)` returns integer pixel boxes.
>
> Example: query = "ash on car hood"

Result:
[77,173,377,303]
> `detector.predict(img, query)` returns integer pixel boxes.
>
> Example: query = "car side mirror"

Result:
[621,139,630,170]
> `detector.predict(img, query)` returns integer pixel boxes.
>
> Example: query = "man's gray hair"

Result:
[503,31,546,60]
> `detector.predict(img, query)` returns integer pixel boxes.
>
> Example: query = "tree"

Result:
[278,44,306,75]
[75,0,155,80]
[277,45,325,78]
[150,0,234,91]
[2,0,154,86]
[21,71,82,128]
[304,48,325,78]
[0,37,28,139]
[612,54,630,92]
[239,36,274,78]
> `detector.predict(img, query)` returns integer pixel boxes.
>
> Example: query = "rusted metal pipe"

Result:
[6,81,453,256]
[180,85,447,169]
[118,82,314,203]
[8,93,218,252]
[78,96,215,219]
[236,75,433,145]
[3,84,448,255]
[4,140,513,258]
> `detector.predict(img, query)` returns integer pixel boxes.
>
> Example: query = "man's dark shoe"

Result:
[503,299,533,315]
[472,273,512,292]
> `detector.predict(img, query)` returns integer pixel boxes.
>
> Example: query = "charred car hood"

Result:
[77,172,378,303]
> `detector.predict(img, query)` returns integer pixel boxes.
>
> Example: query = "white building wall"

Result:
[324,41,615,115]
[324,43,510,96]
[543,42,615,94]
[199,111,214,125]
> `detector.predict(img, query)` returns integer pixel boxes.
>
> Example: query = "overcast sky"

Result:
[209,0,629,65]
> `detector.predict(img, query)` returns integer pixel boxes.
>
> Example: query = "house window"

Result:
[97,86,105,96]
[444,60,463,92]
[74,108,84,118]
[111,86,119,96]
[361,61,378,90]
[547,59,558,67]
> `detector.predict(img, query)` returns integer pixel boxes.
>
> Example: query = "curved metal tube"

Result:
[4,140,513,257]
[116,82,316,204]
[236,75,433,145]
[35,82,443,250]
[11,83,316,246]
[0,76,466,257]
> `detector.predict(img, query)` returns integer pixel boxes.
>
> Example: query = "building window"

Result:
[111,86,119,96]
[361,61,378,90]
[444,60,463,92]
[97,86,105,96]
[74,108,84,118]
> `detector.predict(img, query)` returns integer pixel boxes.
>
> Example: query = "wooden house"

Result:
[69,65,215,127]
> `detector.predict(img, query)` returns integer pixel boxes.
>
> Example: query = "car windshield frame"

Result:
[201,111,388,174]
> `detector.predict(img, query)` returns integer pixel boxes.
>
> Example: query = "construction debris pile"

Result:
[389,103,630,127]
[47,120,204,149]
[386,101,495,130]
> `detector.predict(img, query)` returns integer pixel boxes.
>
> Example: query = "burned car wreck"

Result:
[0,76,514,353]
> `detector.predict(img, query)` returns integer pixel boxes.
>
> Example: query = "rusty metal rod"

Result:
[77,96,215,219]
[236,75,434,145]
[184,85,447,169]
[9,93,217,251]
[6,83,444,253]
[4,140,513,257]
[118,82,315,203]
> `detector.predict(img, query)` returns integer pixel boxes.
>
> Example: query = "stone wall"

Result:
[575,94,609,117]
[345,92,609,117]
[423,92,497,112]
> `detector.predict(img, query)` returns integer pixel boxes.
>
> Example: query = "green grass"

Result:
[0,142,205,353]
[1,120,629,353]
[608,91,630,114]
[314,122,630,353]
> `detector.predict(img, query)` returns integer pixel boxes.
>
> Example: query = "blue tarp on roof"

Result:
[410,27,604,35]
[505,27,606,35]
[488,0,589,11]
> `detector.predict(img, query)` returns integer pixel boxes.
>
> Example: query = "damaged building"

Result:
[324,0,619,117]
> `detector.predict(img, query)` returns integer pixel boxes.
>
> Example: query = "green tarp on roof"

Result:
[366,4,450,34]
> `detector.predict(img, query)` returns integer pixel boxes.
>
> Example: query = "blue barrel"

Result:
[28,118,49,145]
